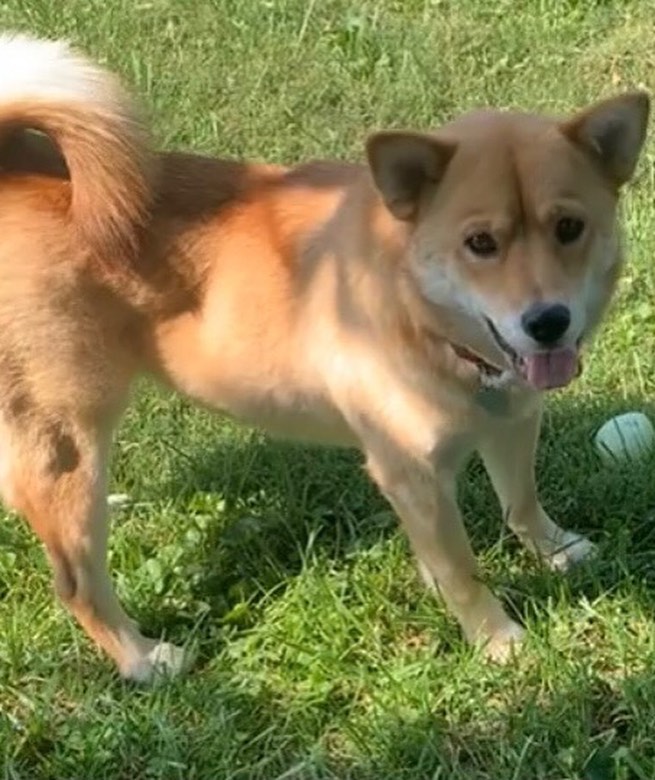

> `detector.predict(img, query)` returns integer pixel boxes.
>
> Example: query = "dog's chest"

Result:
[473,377,541,423]
[474,384,512,416]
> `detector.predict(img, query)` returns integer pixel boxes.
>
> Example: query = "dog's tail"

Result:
[0,34,152,260]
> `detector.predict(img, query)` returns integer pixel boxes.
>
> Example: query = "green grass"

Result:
[2,0,655,777]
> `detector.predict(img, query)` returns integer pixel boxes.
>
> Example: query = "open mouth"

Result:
[484,317,581,391]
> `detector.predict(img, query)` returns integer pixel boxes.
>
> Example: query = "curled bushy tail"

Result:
[0,34,152,259]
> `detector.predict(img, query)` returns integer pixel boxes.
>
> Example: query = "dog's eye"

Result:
[555,217,585,245]
[464,231,498,257]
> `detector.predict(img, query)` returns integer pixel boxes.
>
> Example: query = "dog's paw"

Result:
[121,641,195,683]
[545,532,596,572]
[481,621,525,663]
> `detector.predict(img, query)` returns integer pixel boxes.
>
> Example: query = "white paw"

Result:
[481,621,525,663]
[546,532,596,572]
[121,641,194,683]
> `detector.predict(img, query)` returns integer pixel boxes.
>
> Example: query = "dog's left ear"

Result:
[366,131,455,220]
[561,92,650,186]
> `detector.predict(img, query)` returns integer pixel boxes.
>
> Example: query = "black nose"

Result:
[521,302,571,344]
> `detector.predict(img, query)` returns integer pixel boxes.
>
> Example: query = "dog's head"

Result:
[366,94,649,391]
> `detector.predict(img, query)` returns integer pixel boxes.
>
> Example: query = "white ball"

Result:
[594,412,655,465]
[107,493,131,508]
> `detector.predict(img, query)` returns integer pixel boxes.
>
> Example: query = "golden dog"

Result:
[0,35,648,680]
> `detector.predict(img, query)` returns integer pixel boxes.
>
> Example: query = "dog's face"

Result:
[367,94,649,390]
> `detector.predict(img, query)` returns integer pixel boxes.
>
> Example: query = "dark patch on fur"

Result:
[8,392,30,418]
[43,421,80,475]
[51,547,77,602]
[53,432,79,473]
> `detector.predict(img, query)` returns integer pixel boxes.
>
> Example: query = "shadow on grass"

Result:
[127,389,655,654]
[104,387,655,778]
[8,664,655,778]
[8,391,655,779]
[335,671,655,778]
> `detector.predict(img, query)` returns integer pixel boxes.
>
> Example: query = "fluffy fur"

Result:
[0,34,648,680]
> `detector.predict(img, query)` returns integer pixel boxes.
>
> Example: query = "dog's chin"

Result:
[484,318,582,391]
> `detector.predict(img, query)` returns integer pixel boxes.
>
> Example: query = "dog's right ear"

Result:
[366,131,455,220]
[561,92,650,186]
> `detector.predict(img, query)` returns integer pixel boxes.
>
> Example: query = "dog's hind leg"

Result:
[1,408,189,682]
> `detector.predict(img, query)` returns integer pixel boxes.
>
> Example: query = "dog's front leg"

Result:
[478,406,595,571]
[365,447,524,661]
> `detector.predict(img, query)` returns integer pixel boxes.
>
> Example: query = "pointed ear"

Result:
[561,92,650,185]
[365,131,455,220]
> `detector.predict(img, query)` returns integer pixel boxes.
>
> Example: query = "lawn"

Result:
[1,0,655,777]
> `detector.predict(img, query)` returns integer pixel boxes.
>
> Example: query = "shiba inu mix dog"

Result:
[0,35,647,681]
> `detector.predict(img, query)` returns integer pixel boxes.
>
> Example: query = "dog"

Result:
[0,34,648,681]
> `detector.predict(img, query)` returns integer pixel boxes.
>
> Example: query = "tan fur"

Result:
[0,44,648,679]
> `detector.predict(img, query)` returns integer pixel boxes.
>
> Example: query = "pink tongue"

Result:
[523,347,579,390]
